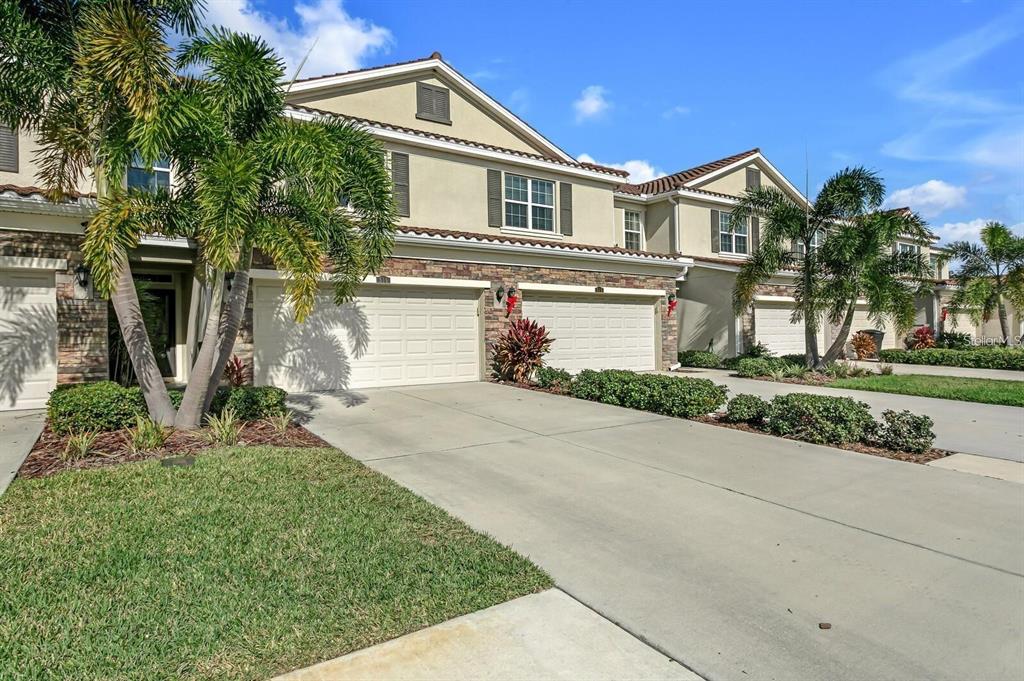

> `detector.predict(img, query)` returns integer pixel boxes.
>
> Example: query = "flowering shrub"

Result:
[910,325,936,350]
[492,318,553,383]
[851,332,877,360]
[223,355,251,387]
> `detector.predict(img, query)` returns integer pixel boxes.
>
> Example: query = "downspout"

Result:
[669,195,682,370]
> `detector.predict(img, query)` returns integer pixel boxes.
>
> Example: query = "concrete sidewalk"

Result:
[668,368,1024,462]
[848,360,1023,382]
[0,410,44,495]
[274,589,696,681]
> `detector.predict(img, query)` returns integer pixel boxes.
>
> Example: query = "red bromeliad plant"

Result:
[492,319,553,383]
[910,325,937,349]
[223,355,251,387]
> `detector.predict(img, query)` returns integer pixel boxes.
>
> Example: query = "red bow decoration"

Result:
[940,307,948,322]
[666,293,678,317]
[505,292,519,317]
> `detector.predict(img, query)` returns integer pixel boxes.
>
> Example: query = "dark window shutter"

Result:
[487,169,502,227]
[0,126,17,172]
[416,82,451,124]
[559,182,573,236]
[751,216,760,252]
[746,167,761,189]
[710,209,721,253]
[391,152,410,217]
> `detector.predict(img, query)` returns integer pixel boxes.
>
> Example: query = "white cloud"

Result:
[573,85,610,122]
[662,105,690,119]
[202,0,392,80]
[884,180,967,218]
[577,154,663,184]
[507,87,530,115]
[932,218,1024,244]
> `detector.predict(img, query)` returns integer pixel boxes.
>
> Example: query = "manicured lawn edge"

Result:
[0,446,551,680]
[830,374,1024,407]
[878,348,1024,371]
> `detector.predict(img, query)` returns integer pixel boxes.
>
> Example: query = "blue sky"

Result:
[204,0,1024,243]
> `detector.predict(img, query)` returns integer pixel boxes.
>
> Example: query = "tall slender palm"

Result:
[1,0,204,424]
[816,208,932,363]
[733,168,876,367]
[85,28,397,428]
[943,222,1024,346]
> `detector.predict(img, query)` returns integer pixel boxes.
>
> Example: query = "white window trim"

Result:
[500,225,564,240]
[127,153,172,192]
[624,209,644,250]
[796,229,826,256]
[719,213,749,255]
[897,242,921,255]
[504,173,556,233]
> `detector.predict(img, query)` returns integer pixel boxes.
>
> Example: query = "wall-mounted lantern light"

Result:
[74,264,90,289]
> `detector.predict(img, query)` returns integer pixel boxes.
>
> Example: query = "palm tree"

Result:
[2,5,397,428]
[943,222,1024,346]
[732,168,929,368]
[816,208,932,363]
[1,0,204,424]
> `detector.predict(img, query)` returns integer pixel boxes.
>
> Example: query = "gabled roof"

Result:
[286,52,576,164]
[619,149,760,195]
[286,104,629,179]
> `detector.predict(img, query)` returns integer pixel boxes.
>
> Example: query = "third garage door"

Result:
[522,293,656,373]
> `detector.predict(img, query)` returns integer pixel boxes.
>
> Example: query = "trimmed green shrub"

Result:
[48,381,147,434]
[878,347,1024,371]
[222,386,287,421]
[534,366,573,393]
[870,410,936,453]
[723,394,770,424]
[766,393,874,445]
[569,369,727,418]
[937,332,972,350]
[735,357,799,377]
[677,350,721,368]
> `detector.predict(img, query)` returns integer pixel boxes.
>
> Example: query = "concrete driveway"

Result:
[0,409,44,495]
[299,382,1024,681]
[669,368,1024,462]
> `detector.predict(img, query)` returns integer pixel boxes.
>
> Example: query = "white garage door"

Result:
[850,308,899,350]
[253,284,480,391]
[0,269,58,411]
[522,293,656,373]
[754,303,823,356]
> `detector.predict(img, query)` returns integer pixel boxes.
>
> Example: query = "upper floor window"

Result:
[624,210,643,250]
[897,242,921,255]
[127,153,170,192]
[505,174,554,232]
[719,212,748,254]
[796,229,826,256]
[0,125,18,172]
[930,253,941,277]
[416,82,451,124]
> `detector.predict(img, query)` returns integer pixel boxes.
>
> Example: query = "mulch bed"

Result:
[694,415,952,464]
[19,422,329,480]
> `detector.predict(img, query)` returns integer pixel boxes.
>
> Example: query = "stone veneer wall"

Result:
[0,229,108,384]
[241,255,679,372]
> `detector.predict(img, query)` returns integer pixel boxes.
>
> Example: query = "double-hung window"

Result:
[897,242,921,255]
[127,152,171,192]
[624,210,643,250]
[796,229,826,256]
[719,212,748,254]
[505,174,554,232]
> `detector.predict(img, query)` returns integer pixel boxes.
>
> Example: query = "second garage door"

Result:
[754,303,824,356]
[253,284,481,391]
[522,293,656,372]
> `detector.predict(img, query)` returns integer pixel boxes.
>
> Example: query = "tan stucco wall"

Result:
[392,142,616,246]
[1,130,96,194]
[676,197,753,265]
[677,267,738,356]
[290,75,544,156]
[612,199,649,250]
[643,199,673,254]
[692,161,781,197]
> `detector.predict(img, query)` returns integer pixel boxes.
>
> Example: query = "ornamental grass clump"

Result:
[492,319,553,383]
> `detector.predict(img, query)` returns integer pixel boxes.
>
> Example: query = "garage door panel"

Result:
[522,293,656,373]
[255,285,480,391]
[0,270,58,411]
[754,303,824,357]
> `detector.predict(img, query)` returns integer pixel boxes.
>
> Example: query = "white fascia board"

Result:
[754,294,796,303]
[684,152,809,206]
[139,235,194,249]
[362,274,490,289]
[285,107,617,184]
[519,281,666,297]
[395,231,693,273]
[286,59,575,164]
[690,260,741,273]
[0,255,68,271]
[0,196,95,217]
[614,188,738,207]
[518,282,595,294]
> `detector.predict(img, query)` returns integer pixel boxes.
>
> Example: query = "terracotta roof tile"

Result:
[398,225,683,262]
[287,104,629,178]
[0,184,95,200]
[616,148,760,196]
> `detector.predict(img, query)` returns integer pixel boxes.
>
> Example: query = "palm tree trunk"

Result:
[174,268,225,429]
[802,263,821,368]
[998,298,1010,347]
[822,300,857,365]
[200,248,253,416]
[109,262,177,424]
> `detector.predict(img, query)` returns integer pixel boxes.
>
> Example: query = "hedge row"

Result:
[569,369,728,418]
[878,347,1024,371]
[47,382,288,434]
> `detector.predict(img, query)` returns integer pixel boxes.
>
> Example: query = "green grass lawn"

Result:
[831,374,1024,407]
[0,446,550,680]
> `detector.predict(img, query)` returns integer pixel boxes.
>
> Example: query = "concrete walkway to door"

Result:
[297,382,1024,681]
